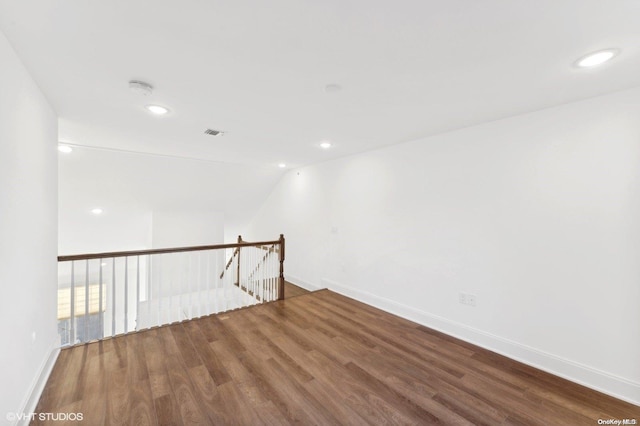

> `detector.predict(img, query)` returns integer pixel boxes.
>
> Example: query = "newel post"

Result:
[278,234,285,300]
[236,235,242,287]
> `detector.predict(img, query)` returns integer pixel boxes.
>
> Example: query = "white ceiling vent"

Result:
[204,128,225,136]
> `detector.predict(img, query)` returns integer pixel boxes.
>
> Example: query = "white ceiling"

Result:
[1,0,639,168]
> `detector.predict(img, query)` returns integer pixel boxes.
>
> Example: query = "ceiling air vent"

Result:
[204,128,224,136]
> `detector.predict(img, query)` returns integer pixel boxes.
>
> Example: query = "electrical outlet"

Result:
[467,294,477,307]
[459,292,477,307]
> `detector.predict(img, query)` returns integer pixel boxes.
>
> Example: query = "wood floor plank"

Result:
[264,357,341,425]
[283,281,310,299]
[216,381,264,425]
[156,326,209,425]
[302,377,370,424]
[313,294,479,366]
[301,348,418,424]
[221,311,277,361]
[209,314,247,353]
[170,323,203,369]
[76,343,107,425]
[142,329,185,425]
[52,343,90,409]
[128,382,157,426]
[345,360,451,424]
[253,400,292,426]
[234,350,317,424]
[153,394,183,426]
[254,328,315,384]
[105,365,130,425]
[195,313,222,343]
[125,333,157,426]
[185,364,227,425]
[141,329,172,400]
[305,295,474,380]
[183,320,232,386]
[331,339,489,425]
[302,299,471,383]
[33,290,640,425]
[208,339,271,408]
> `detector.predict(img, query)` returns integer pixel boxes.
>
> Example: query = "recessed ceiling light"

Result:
[278,163,287,168]
[91,208,103,215]
[145,105,170,115]
[575,49,619,68]
[320,141,332,149]
[58,145,73,153]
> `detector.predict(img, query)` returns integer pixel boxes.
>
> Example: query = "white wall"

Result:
[58,209,152,254]
[248,86,640,404]
[151,210,224,248]
[58,146,282,255]
[0,31,58,424]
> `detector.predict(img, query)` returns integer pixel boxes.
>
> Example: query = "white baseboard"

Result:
[322,278,640,407]
[16,339,60,426]
[285,275,323,292]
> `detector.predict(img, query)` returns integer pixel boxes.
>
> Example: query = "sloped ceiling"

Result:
[57,146,282,247]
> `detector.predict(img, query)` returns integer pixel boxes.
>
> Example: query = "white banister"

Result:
[57,235,285,346]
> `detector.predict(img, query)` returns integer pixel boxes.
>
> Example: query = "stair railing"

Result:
[57,234,285,347]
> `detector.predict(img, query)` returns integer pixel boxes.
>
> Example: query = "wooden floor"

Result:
[34,290,639,425]
[283,281,310,299]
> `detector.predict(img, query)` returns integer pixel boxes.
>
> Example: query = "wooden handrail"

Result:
[58,239,281,262]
